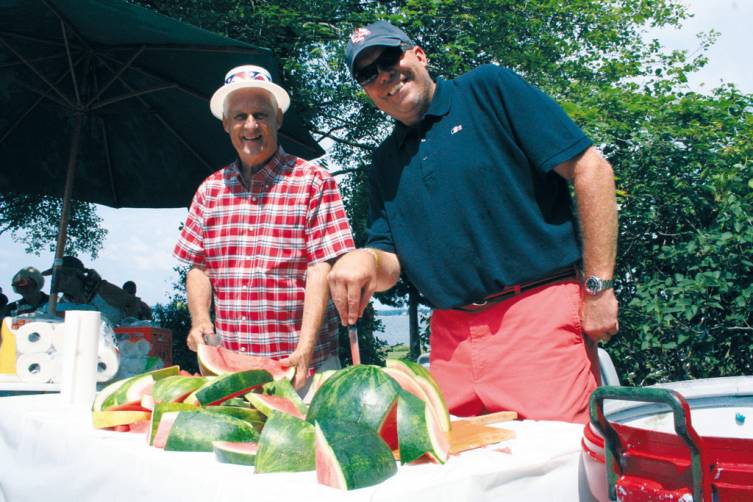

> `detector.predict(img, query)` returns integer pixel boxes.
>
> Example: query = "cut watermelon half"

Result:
[197,345,294,380]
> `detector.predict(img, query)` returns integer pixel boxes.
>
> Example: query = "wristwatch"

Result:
[583,275,614,296]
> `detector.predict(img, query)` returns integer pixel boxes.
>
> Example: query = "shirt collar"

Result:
[225,147,289,187]
[394,77,452,147]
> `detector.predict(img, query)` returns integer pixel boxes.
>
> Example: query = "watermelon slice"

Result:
[302,369,336,404]
[246,393,305,420]
[306,365,401,438]
[198,345,295,380]
[195,370,273,406]
[315,419,397,490]
[148,403,196,446]
[255,412,315,473]
[92,410,151,429]
[153,411,180,448]
[396,390,449,464]
[213,441,258,466]
[385,359,451,432]
[164,410,259,452]
[261,379,307,415]
[202,406,266,433]
[151,375,208,404]
[94,365,180,412]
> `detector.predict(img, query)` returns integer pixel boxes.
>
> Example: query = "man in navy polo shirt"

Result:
[328,21,619,423]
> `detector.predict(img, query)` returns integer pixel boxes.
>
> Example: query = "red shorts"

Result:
[429,280,598,423]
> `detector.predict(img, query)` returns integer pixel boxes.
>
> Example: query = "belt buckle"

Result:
[471,300,488,308]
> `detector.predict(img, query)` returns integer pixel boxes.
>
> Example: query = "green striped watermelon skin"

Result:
[386,359,451,432]
[96,366,180,411]
[396,390,447,464]
[195,369,273,406]
[151,375,207,403]
[315,419,397,490]
[261,379,307,415]
[203,406,266,433]
[164,410,258,452]
[149,402,197,445]
[306,365,400,433]
[254,412,315,473]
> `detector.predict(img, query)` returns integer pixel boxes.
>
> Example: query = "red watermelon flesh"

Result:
[153,411,179,449]
[107,400,151,412]
[198,345,294,380]
[246,393,305,420]
[379,399,398,450]
[128,420,151,434]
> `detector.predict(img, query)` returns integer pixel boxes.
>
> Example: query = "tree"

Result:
[0,193,107,258]
[137,1,753,384]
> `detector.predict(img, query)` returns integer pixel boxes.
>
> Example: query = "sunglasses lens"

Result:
[355,46,405,85]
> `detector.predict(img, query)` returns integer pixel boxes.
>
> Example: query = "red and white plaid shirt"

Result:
[174,148,355,367]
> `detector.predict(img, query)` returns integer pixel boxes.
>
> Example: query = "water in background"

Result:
[374,314,411,346]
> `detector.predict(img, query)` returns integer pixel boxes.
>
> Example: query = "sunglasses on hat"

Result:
[354,46,406,86]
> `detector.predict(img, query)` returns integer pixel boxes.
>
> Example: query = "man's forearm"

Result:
[186,266,213,325]
[298,261,333,352]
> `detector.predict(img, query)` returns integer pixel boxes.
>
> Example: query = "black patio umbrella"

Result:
[0,0,324,312]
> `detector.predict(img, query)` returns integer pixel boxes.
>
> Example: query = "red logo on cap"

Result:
[350,27,371,44]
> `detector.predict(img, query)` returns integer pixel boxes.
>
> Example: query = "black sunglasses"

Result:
[354,45,406,86]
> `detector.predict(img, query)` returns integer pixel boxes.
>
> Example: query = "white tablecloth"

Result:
[0,394,590,502]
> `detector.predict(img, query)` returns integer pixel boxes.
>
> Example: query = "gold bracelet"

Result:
[363,248,380,269]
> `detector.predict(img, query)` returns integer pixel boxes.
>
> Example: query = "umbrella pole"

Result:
[47,113,83,316]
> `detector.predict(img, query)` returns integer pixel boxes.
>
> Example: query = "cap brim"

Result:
[348,37,403,76]
[41,268,53,276]
[209,81,291,119]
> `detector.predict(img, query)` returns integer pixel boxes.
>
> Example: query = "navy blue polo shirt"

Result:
[366,65,592,309]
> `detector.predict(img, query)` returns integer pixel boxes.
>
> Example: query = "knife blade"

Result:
[348,324,361,365]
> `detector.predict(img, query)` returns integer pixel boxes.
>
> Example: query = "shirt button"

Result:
[241,315,246,321]
[240,347,246,352]
[243,284,248,289]
[252,196,257,202]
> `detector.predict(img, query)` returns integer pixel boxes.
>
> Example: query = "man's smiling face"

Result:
[356,45,435,126]
[222,87,282,170]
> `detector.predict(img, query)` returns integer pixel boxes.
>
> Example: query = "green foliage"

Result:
[0,193,107,258]
[151,265,198,374]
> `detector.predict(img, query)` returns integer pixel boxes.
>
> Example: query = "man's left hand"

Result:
[581,289,619,343]
[279,347,314,390]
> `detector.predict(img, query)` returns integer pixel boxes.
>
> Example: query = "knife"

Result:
[348,324,361,365]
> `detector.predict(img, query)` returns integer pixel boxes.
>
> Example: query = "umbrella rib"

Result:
[97,52,208,101]
[40,0,93,52]
[97,57,214,172]
[100,121,119,207]
[60,20,80,105]
[0,36,74,108]
[85,46,146,108]
[89,83,177,111]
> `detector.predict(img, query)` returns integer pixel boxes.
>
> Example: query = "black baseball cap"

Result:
[41,256,85,275]
[344,21,415,77]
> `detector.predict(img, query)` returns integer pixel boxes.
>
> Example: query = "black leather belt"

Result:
[454,266,578,313]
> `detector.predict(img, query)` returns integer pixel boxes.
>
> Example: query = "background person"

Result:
[2,267,49,317]
[328,21,619,423]
[174,65,355,389]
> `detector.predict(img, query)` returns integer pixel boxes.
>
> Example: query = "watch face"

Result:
[586,276,601,294]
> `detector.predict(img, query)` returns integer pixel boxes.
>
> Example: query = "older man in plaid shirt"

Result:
[174,65,355,389]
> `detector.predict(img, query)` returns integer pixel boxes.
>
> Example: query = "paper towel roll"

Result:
[15,322,56,354]
[96,346,120,382]
[60,311,102,406]
[16,352,55,383]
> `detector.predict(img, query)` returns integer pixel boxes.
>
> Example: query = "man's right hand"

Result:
[187,321,215,352]
[328,249,382,326]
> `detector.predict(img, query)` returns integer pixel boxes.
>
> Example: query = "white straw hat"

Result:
[209,65,290,119]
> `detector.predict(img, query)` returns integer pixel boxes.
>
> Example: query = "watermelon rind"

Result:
[164,409,259,452]
[195,370,273,406]
[203,406,266,433]
[306,365,401,433]
[212,441,258,466]
[98,374,154,411]
[254,412,315,473]
[94,365,180,411]
[302,369,336,404]
[92,410,151,429]
[261,379,307,415]
[396,390,449,464]
[198,345,295,380]
[148,402,197,445]
[315,419,397,490]
[386,359,451,432]
[151,375,207,403]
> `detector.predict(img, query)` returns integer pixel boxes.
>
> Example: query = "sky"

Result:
[1,0,752,307]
